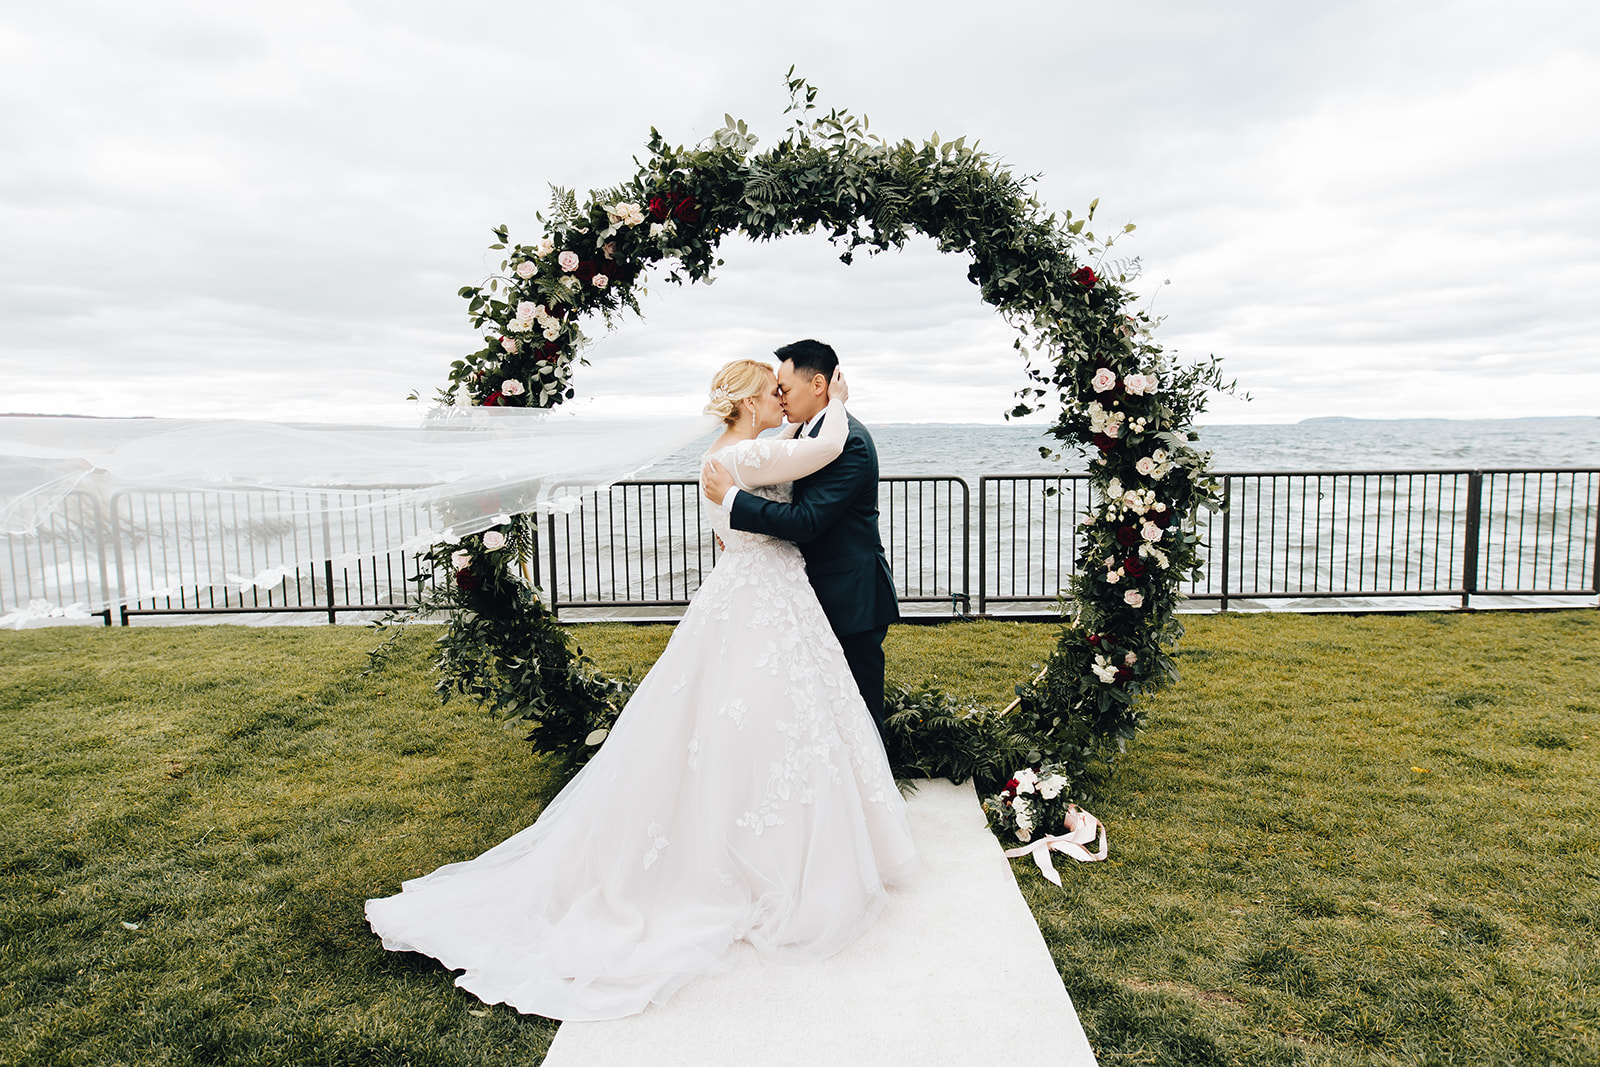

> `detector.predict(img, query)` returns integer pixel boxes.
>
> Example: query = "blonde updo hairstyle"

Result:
[703,359,774,426]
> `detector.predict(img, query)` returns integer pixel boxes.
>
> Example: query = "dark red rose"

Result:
[1116,525,1140,547]
[1086,633,1102,648]
[1004,778,1019,792]
[481,390,503,407]
[544,302,568,319]
[1151,508,1174,529]
[647,194,672,221]
[1092,432,1118,454]
[673,195,701,225]
[1114,667,1132,683]
[538,341,562,361]
[455,567,480,591]
[1072,266,1097,288]
[1123,556,1147,578]
[573,260,598,284]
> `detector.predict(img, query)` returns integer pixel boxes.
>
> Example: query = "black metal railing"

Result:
[4,468,1594,625]
[976,469,1599,613]
[544,477,970,614]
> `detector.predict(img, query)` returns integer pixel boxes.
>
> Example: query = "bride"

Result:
[365,359,917,1021]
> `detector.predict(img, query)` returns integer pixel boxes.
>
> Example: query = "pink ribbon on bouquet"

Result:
[1003,805,1108,885]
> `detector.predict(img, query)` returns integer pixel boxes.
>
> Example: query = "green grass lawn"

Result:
[3,612,1597,1065]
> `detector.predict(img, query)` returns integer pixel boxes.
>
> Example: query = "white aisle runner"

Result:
[544,777,1098,1066]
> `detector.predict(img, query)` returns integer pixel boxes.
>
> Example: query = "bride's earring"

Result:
[750,408,756,430]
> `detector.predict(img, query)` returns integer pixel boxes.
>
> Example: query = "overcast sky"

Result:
[2,0,1597,427]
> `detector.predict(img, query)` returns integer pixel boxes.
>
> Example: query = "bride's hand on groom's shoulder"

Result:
[830,367,849,404]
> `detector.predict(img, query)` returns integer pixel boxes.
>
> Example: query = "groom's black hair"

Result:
[774,339,838,383]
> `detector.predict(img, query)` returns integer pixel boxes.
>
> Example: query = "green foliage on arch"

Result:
[419,75,1233,796]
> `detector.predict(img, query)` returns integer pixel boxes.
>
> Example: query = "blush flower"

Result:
[1124,589,1144,608]
[557,250,580,272]
[1141,522,1165,542]
[451,549,471,569]
[515,261,537,279]
[500,337,520,354]
[500,379,525,397]
[481,530,507,551]
[592,273,609,289]
[535,237,555,257]
[1091,368,1117,393]
[1136,456,1156,476]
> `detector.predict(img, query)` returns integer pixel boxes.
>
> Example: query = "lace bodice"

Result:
[704,396,849,555]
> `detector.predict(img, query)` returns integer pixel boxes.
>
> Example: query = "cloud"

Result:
[2,0,1596,425]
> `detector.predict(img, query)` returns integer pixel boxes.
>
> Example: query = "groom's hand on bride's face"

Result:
[702,459,734,506]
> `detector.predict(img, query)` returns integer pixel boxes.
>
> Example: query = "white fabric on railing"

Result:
[0,407,718,625]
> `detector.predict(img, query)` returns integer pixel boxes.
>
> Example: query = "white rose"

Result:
[543,326,561,341]
[1014,768,1039,794]
[481,530,506,551]
[1091,368,1117,393]
[451,550,471,569]
[1091,658,1118,683]
[649,222,666,238]
[1038,774,1066,800]
[1106,478,1124,499]
[592,273,609,289]
[558,250,580,272]
[535,237,555,257]
[1153,449,1169,464]
[515,261,537,279]
[513,301,540,323]
[1141,522,1164,542]
[1106,569,1121,584]
[501,379,525,396]
[1124,589,1144,608]
[1104,416,1123,439]
[1136,456,1156,476]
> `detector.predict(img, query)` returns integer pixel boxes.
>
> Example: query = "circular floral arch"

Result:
[423,76,1231,797]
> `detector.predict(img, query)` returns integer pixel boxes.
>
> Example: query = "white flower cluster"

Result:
[509,301,565,342]
[1087,401,1124,439]
[1091,654,1117,683]
[605,201,646,227]
[649,219,676,240]
[1134,448,1172,479]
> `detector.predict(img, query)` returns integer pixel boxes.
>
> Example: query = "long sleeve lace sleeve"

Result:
[726,396,848,490]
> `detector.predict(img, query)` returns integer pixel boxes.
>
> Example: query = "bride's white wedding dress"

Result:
[365,395,917,1021]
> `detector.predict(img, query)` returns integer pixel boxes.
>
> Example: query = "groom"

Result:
[702,339,900,729]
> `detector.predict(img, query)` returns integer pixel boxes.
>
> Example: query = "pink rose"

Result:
[1124,590,1144,608]
[558,250,579,272]
[481,530,506,551]
[1125,373,1158,395]
[1124,652,1137,666]
[592,273,609,289]
[515,261,537,279]
[1091,368,1117,393]
[1141,522,1164,542]
[500,337,520,354]
[500,379,525,396]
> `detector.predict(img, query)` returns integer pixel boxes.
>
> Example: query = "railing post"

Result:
[1219,476,1232,613]
[320,493,337,624]
[1461,470,1483,610]
[546,512,560,619]
[109,492,131,625]
[977,477,988,616]
[959,477,971,615]
[1590,472,1600,601]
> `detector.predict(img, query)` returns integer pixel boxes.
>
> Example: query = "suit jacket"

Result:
[728,412,900,638]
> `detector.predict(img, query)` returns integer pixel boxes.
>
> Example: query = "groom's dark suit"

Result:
[728,412,899,727]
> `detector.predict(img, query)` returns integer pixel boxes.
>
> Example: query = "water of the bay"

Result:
[641,416,1600,483]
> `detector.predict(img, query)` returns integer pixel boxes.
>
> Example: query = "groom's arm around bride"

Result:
[705,340,899,728]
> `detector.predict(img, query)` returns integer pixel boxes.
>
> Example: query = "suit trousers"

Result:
[836,626,889,730]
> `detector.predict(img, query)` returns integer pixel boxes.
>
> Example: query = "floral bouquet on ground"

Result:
[983,765,1076,844]
[984,764,1109,884]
